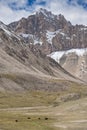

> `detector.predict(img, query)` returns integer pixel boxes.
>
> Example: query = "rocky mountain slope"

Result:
[8,8,87,82]
[49,48,87,82]
[8,8,87,55]
[0,21,82,92]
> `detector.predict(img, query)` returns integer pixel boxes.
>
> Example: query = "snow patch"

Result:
[60,32,66,36]
[66,48,87,56]
[34,39,43,45]
[21,34,29,38]
[46,31,56,44]
[48,51,65,63]
[66,37,70,40]
[46,30,69,44]
[73,34,76,37]
[20,33,33,39]
[20,33,43,45]
[48,48,87,63]
[34,39,39,45]
[80,27,87,31]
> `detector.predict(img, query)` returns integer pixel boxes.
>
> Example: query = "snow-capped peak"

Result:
[37,8,47,13]
[36,8,55,18]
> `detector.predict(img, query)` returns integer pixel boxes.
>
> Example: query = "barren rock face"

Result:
[8,9,72,54]
[8,8,87,55]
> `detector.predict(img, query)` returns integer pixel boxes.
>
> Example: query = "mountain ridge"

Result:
[6,8,87,82]
[8,8,87,54]
[0,20,84,92]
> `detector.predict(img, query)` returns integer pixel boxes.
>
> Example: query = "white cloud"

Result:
[0,6,30,24]
[83,0,87,4]
[0,0,87,25]
[32,0,87,25]
[0,0,30,24]
[45,0,87,25]
[0,0,27,7]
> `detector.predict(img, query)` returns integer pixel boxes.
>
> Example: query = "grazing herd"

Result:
[15,117,48,122]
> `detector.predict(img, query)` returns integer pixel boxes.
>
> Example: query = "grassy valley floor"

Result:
[0,80,87,130]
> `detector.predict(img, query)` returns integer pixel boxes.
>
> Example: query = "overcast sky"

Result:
[0,0,87,25]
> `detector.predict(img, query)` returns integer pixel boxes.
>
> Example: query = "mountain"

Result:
[8,8,87,55]
[8,8,87,82]
[0,21,82,92]
[0,9,87,130]
[49,48,87,82]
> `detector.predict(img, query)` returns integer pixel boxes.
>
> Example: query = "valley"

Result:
[0,8,87,130]
[0,90,87,130]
